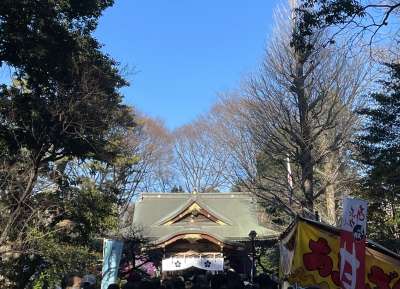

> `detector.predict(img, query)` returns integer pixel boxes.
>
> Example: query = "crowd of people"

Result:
[61,270,279,289]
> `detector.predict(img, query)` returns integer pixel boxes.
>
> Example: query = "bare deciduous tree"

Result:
[206,3,372,223]
[206,95,258,190]
[137,116,176,193]
[173,121,229,192]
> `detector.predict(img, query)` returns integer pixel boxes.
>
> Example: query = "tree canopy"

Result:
[0,1,135,287]
[355,62,400,253]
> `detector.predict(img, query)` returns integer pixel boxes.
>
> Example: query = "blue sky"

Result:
[95,0,281,129]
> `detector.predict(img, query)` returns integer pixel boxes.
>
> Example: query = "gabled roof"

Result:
[132,192,279,245]
[155,197,233,226]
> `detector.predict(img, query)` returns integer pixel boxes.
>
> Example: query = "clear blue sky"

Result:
[95,0,281,129]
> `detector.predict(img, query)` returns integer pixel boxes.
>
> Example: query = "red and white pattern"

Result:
[340,198,368,289]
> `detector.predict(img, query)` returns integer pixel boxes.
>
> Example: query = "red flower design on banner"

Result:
[368,266,399,289]
[304,238,333,277]
[302,237,341,286]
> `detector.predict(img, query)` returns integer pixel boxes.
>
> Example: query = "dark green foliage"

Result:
[0,181,112,288]
[297,0,364,27]
[1,238,99,289]
[0,1,136,288]
[291,0,364,50]
[256,243,280,275]
[0,0,133,163]
[355,62,400,253]
[40,172,119,245]
[0,0,114,83]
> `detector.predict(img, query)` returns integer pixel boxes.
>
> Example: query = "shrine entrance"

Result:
[132,192,279,278]
[158,232,247,274]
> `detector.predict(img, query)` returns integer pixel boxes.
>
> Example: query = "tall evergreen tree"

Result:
[0,1,136,287]
[356,62,400,253]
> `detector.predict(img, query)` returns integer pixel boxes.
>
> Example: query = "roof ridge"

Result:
[139,192,253,199]
[153,197,233,226]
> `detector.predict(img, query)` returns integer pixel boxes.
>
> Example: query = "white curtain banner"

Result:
[162,256,224,271]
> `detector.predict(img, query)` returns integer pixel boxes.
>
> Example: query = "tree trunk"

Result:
[294,55,314,213]
[324,158,337,225]
[301,151,314,213]
[0,163,39,247]
[325,184,336,225]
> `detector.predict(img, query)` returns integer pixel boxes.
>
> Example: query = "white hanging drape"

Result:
[162,255,224,271]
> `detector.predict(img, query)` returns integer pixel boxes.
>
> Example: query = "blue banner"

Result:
[101,239,124,289]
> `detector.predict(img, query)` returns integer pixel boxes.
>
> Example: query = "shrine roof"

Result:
[132,192,279,245]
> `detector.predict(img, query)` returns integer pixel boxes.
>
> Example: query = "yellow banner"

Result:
[286,221,400,289]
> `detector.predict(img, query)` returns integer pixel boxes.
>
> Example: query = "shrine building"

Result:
[132,192,279,275]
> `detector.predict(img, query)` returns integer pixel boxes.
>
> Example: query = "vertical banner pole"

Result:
[339,198,368,289]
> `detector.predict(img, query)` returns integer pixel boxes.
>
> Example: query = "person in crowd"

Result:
[184,279,193,289]
[122,281,137,289]
[243,282,253,289]
[193,274,208,289]
[255,274,278,289]
[139,280,155,289]
[172,277,185,289]
[150,278,162,289]
[107,284,120,289]
[61,273,82,289]
[226,271,244,289]
[82,274,97,289]
[210,274,227,289]
[161,278,175,289]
